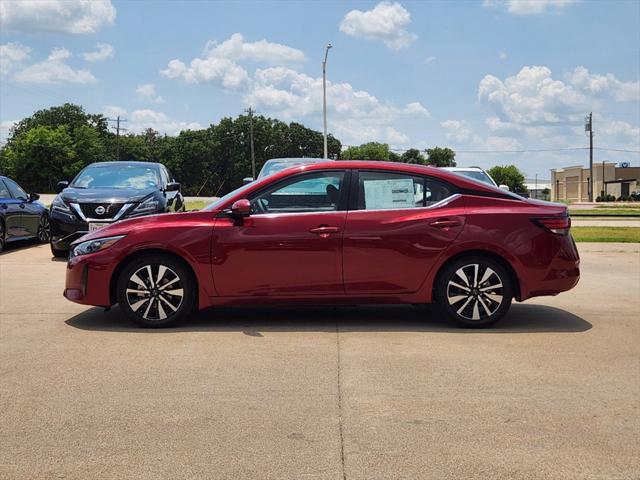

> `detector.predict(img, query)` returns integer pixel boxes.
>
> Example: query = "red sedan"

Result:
[63,161,579,328]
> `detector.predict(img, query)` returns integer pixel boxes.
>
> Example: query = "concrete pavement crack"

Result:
[335,317,347,480]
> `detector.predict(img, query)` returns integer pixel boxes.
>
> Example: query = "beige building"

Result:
[550,163,639,202]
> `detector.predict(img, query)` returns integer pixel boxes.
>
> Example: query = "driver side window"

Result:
[4,178,28,200]
[249,171,345,215]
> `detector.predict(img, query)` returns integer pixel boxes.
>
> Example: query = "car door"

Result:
[343,170,465,294]
[2,178,32,237]
[211,170,349,297]
[1,179,23,239]
[8,178,40,236]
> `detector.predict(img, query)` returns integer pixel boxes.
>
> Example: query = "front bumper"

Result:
[64,253,113,307]
[50,209,88,251]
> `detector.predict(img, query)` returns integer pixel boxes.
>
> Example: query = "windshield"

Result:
[71,165,160,189]
[455,170,496,186]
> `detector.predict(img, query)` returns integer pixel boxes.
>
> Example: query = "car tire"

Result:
[37,213,51,243]
[51,244,68,258]
[116,254,196,328]
[435,255,513,328]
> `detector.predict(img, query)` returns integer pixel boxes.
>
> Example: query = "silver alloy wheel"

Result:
[0,221,4,251]
[125,264,184,321]
[446,263,504,321]
[38,215,51,242]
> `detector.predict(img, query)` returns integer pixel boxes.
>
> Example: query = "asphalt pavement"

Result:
[1,242,638,480]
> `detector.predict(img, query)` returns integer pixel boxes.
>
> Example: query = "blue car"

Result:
[0,176,50,252]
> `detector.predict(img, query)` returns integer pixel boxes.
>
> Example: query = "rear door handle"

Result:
[310,225,340,237]
[429,219,462,229]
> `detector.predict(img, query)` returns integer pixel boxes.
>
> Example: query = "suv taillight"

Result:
[532,216,571,235]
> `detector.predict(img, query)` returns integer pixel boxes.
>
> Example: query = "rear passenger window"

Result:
[357,171,454,210]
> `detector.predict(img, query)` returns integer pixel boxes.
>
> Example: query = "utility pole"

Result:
[322,44,332,159]
[535,173,538,200]
[585,112,594,202]
[602,160,606,199]
[108,116,127,160]
[245,107,256,180]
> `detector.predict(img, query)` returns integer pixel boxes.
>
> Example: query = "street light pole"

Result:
[322,44,332,159]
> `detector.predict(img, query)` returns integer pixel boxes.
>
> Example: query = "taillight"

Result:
[532,216,571,235]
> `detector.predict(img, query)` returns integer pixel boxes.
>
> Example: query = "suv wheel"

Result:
[435,256,513,328]
[117,254,196,328]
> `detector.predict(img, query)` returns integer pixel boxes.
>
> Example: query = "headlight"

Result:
[132,197,159,214]
[52,196,72,214]
[70,235,125,258]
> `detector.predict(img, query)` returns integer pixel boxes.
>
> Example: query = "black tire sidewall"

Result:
[50,244,68,258]
[436,256,513,328]
[116,254,195,328]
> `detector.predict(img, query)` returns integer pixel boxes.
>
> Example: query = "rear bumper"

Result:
[520,234,580,300]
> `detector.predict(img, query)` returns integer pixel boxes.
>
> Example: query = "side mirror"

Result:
[242,177,254,185]
[166,182,181,192]
[29,192,40,202]
[56,181,69,193]
[499,184,510,191]
[230,199,251,217]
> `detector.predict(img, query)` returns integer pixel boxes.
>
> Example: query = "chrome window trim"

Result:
[347,193,462,214]
[240,194,462,218]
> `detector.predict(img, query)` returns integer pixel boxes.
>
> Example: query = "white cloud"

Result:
[244,66,426,146]
[129,109,202,135]
[340,1,417,50]
[0,0,116,34]
[0,42,30,75]
[0,119,18,143]
[161,33,305,91]
[83,43,114,62]
[483,0,578,15]
[479,65,639,127]
[498,50,508,60]
[424,56,437,65]
[204,33,305,64]
[403,102,430,116]
[441,119,474,143]
[13,47,96,84]
[136,83,164,104]
[103,105,127,118]
[568,66,640,102]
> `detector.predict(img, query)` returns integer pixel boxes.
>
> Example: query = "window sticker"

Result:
[363,178,416,210]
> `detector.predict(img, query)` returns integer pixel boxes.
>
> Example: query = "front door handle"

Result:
[429,218,462,229]
[310,225,340,237]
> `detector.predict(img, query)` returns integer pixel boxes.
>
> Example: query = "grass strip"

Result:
[572,227,640,243]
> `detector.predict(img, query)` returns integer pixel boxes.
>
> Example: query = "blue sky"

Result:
[1,0,639,178]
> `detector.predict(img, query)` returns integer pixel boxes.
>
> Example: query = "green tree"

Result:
[425,147,456,167]
[8,103,109,144]
[3,126,76,192]
[487,165,528,194]
[400,148,427,164]
[341,142,391,160]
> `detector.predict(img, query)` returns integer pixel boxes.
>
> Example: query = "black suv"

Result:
[50,161,185,257]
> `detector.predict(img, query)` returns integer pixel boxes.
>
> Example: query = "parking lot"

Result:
[1,242,638,480]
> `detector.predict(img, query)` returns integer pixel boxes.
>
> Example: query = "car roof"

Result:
[441,166,485,171]
[253,160,506,195]
[85,161,163,168]
[263,157,329,165]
